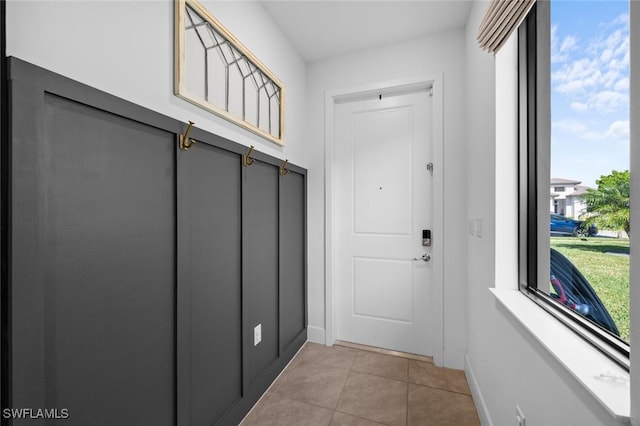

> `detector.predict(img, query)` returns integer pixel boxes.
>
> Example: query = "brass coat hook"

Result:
[180,121,197,150]
[279,159,289,176]
[242,145,255,167]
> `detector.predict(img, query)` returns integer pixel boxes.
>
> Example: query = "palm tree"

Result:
[583,170,630,236]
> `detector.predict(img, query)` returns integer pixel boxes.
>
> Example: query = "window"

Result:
[518,1,630,369]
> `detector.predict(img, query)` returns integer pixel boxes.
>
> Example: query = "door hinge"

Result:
[426,163,434,175]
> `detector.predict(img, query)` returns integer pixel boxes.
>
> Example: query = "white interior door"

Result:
[334,89,433,356]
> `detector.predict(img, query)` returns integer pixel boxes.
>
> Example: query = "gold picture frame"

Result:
[175,0,285,145]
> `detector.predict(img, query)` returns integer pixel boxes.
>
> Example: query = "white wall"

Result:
[306,29,468,369]
[464,1,636,425]
[6,0,307,166]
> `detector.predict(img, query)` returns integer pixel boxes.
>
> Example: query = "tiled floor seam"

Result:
[408,381,474,397]
[279,393,343,412]
[405,365,410,426]
[331,365,352,416]
[404,362,411,426]
[351,370,410,384]
[269,359,353,414]
[333,409,392,426]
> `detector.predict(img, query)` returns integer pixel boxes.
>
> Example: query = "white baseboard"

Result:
[306,326,325,344]
[465,354,493,426]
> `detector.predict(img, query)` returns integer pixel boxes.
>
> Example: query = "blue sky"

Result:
[550,0,629,188]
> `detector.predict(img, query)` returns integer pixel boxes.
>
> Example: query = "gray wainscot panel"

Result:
[5,57,307,426]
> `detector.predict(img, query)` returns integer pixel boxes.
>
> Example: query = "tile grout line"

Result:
[407,378,475,398]
[284,344,356,416]
[333,348,402,426]
[329,351,357,423]
[333,408,392,426]
[406,359,410,426]
[346,348,410,426]
[348,346,424,385]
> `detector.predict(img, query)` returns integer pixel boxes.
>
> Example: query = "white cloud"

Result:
[600,49,613,62]
[604,120,629,140]
[553,60,602,93]
[553,119,629,142]
[570,102,588,112]
[590,90,626,113]
[560,35,577,53]
[561,90,627,114]
[614,77,629,91]
[612,36,629,60]
[553,119,587,134]
[613,12,630,27]
[551,25,578,63]
[551,12,629,114]
[604,29,624,51]
[600,70,620,88]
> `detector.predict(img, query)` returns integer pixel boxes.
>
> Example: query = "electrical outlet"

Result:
[254,324,262,346]
[516,405,525,426]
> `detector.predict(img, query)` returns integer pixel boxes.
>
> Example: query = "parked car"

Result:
[550,213,597,237]
[550,248,619,336]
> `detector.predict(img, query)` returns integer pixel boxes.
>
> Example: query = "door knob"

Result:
[412,254,431,262]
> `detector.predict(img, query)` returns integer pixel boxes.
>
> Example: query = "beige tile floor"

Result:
[241,342,481,426]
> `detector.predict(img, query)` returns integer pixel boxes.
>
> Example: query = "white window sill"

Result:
[490,288,630,422]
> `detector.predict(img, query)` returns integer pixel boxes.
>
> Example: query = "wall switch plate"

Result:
[476,218,483,238]
[516,405,525,426]
[468,219,475,236]
[254,324,262,346]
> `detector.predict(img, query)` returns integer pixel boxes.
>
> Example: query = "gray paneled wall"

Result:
[43,94,175,425]
[178,143,243,425]
[279,172,307,351]
[6,58,306,426]
[244,161,280,387]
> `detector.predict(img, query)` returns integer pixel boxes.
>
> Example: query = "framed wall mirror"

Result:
[175,0,285,145]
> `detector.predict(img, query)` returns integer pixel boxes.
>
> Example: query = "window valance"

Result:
[477,0,537,54]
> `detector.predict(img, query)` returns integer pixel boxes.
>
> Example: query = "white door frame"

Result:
[324,74,445,366]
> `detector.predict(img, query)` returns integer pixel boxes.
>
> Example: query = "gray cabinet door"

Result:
[177,142,243,426]
[11,92,175,425]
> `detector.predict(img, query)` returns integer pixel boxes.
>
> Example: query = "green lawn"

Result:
[550,237,630,342]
